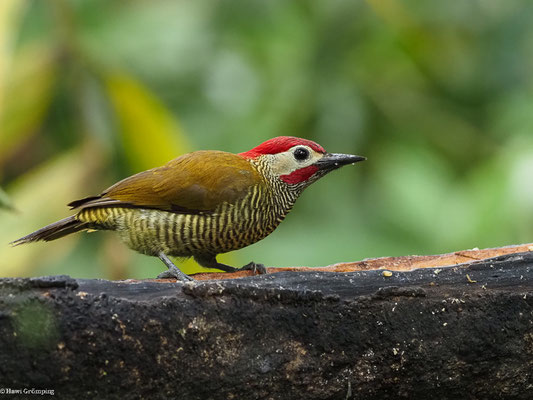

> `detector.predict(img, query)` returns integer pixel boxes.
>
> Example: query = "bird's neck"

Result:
[248,158,302,215]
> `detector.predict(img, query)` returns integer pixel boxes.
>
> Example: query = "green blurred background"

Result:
[1,0,532,279]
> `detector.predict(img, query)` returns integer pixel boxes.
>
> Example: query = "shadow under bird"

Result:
[11,137,366,280]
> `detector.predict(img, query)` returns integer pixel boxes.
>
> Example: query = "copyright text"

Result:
[0,388,54,396]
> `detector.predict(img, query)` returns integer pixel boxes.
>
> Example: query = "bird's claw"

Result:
[239,262,267,275]
[156,265,193,281]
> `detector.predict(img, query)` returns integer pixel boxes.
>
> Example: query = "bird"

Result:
[11,136,366,280]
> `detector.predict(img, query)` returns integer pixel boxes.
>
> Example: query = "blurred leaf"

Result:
[0,0,26,119]
[0,148,93,277]
[0,186,14,211]
[105,72,190,171]
[80,1,213,80]
[0,42,57,160]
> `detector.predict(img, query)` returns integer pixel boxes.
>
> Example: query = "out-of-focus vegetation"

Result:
[1,0,532,278]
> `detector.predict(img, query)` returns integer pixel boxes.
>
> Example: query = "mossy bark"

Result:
[0,249,532,399]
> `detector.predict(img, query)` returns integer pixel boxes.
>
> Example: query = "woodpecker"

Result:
[12,137,365,280]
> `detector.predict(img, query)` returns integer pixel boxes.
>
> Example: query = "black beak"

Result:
[315,153,366,170]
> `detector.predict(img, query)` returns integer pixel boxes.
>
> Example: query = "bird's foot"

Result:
[238,262,267,275]
[156,265,193,281]
[193,255,267,276]
[157,252,193,281]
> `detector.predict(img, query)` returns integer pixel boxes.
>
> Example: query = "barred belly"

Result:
[75,180,297,258]
[77,205,286,258]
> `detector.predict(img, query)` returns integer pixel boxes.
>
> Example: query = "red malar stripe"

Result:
[280,165,318,184]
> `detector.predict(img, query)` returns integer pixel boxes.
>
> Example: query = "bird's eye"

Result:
[293,147,309,161]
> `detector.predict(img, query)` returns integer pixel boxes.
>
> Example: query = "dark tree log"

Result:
[1,245,533,399]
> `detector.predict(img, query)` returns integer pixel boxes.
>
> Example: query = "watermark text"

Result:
[0,388,54,396]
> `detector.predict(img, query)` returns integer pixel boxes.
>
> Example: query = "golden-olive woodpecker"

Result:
[12,137,365,280]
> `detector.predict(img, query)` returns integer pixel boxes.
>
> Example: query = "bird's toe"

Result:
[240,262,267,275]
[156,266,193,281]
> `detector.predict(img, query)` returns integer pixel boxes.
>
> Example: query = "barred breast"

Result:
[76,184,296,258]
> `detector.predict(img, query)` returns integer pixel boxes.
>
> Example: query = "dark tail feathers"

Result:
[10,216,87,246]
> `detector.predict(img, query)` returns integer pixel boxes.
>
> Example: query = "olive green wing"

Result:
[69,151,262,214]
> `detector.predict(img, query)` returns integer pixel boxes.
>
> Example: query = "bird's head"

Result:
[239,136,365,190]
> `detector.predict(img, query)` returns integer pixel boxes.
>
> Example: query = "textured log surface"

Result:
[192,242,533,279]
[0,246,533,399]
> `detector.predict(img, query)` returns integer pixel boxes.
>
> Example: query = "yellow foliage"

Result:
[1,149,91,276]
[0,42,57,161]
[105,73,190,171]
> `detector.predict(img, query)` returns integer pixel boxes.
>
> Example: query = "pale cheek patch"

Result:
[268,150,323,176]
[268,153,296,175]
[280,165,318,184]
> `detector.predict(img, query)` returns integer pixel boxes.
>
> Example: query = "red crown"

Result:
[239,136,325,159]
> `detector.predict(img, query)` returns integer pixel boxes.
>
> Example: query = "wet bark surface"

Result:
[0,250,532,399]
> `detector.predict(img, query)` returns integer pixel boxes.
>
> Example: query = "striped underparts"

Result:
[75,185,298,257]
